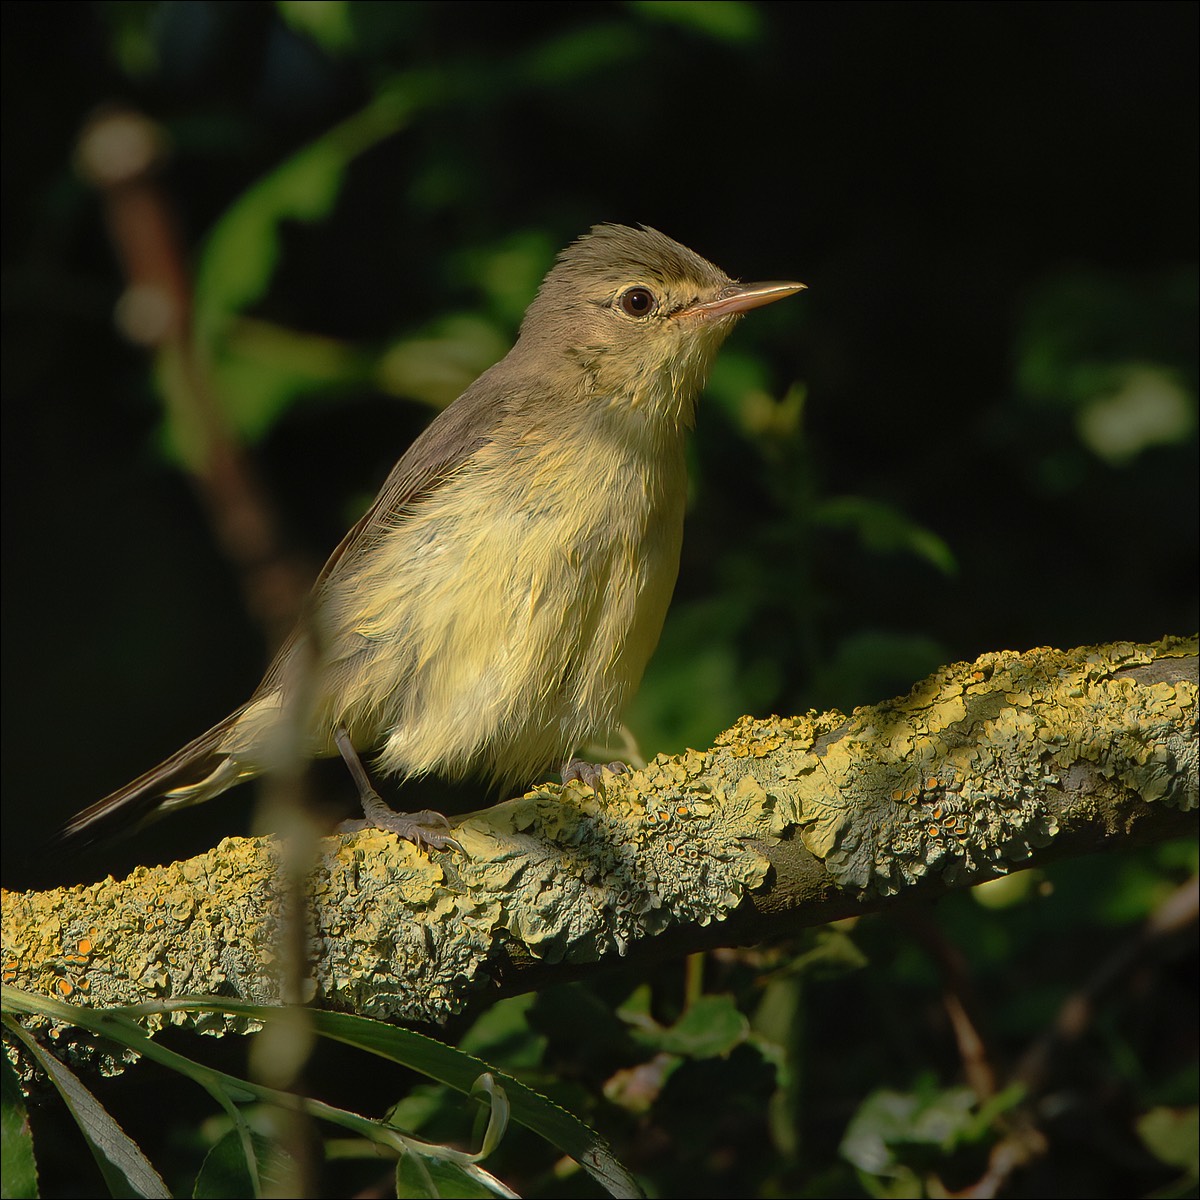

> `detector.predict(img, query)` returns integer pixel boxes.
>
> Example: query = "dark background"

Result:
[2,4,1196,1198]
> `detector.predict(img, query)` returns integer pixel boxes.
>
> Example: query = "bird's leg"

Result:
[334,727,464,854]
[561,758,630,795]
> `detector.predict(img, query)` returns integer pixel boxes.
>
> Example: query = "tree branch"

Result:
[4,637,1196,1041]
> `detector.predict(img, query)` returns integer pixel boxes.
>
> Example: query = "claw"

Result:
[334,725,465,854]
[562,759,629,795]
[343,791,466,855]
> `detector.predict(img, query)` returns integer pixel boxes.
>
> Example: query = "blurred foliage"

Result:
[1,1,1196,1197]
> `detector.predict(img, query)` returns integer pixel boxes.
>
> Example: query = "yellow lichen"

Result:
[4,637,1193,1043]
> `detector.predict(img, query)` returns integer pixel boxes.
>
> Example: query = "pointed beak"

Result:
[677,280,806,321]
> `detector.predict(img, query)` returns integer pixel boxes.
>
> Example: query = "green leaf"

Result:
[455,994,546,1072]
[772,927,870,981]
[192,1127,280,1200]
[2,992,431,1185]
[630,1,763,44]
[296,1005,642,1198]
[182,80,437,452]
[840,1081,984,1177]
[194,83,428,342]
[469,1074,510,1161]
[4,1018,170,1199]
[516,23,643,87]
[106,997,641,1200]
[394,1150,505,1199]
[385,1083,458,1140]
[1137,1106,1200,1178]
[375,315,510,411]
[814,496,957,576]
[1,1047,39,1199]
[625,594,772,755]
[1014,267,1198,416]
[627,995,749,1060]
[702,348,771,409]
[276,0,356,55]
[2,987,643,1199]
[450,231,557,327]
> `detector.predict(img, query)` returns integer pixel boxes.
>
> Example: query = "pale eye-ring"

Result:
[618,286,657,317]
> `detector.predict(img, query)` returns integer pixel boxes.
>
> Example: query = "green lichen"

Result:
[1,843,285,1025]
[4,756,780,1029]
[4,636,1194,1037]
[767,635,1197,896]
[310,757,779,1021]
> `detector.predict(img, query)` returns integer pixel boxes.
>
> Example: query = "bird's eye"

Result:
[618,287,657,317]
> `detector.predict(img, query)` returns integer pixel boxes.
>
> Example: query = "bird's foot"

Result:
[562,759,629,794]
[340,791,465,855]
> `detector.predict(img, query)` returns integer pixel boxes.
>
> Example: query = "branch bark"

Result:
[4,637,1196,1037]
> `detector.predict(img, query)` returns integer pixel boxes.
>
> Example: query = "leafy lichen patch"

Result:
[2,837,287,1068]
[450,765,776,968]
[5,637,1193,1038]
[773,636,1197,895]
[4,840,284,1017]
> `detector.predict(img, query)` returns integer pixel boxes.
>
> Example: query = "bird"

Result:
[60,224,804,852]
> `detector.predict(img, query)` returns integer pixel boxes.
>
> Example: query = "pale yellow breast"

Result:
[313,415,688,788]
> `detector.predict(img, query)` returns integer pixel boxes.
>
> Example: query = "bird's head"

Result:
[515,225,803,426]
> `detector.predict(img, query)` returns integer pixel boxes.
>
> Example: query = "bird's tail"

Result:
[57,708,253,847]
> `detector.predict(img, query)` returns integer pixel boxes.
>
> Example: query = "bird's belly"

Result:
[318,444,686,788]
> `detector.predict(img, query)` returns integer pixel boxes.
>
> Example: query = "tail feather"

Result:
[57,709,248,847]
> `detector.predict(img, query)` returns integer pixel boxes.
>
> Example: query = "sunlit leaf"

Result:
[1137,1105,1200,1178]
[375,315,509,411]
[1074,364,1195,463]
[469,1074,510,1161]
[1,1048,39,1200]
[603,1053,680,1115]
[1015,268,1198,416]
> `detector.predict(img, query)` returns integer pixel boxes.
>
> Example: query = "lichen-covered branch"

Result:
[4,637,1196,1035]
